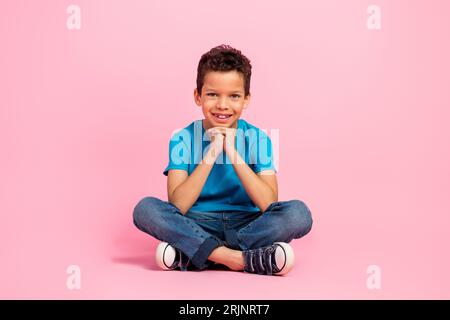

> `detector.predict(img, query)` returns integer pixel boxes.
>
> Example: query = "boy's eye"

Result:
[206,93,240,98]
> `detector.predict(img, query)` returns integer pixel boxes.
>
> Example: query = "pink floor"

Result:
[2,188,449,299]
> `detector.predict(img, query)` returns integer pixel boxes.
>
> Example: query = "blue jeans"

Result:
[133,197,313,270]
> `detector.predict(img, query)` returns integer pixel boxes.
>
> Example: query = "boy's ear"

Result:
[194,88,202,106]
[243,94,251,109]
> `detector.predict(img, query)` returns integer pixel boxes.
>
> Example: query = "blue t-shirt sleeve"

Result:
[249,129,277,174]
[163,130,191,176]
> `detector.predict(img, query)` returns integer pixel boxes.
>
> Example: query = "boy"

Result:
[133,45,313,276]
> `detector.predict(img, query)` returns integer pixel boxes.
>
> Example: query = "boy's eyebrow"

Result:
[204,88,243,93]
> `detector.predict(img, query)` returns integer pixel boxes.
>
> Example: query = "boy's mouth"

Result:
[211,112,233,122]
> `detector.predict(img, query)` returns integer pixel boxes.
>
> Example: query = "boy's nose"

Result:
[217,105,229,110]
[217,99,229,109]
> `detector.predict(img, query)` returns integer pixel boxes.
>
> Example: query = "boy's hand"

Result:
[207,127,237,156]
[206,128,225,158]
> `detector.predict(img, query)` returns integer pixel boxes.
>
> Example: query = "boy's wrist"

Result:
[224,145,236,157]
[225,147,245,165]
[203,145,221,165]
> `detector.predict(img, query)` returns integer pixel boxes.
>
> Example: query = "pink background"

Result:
[1,0,449,299]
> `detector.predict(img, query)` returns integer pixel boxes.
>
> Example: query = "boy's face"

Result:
[194,70,250,129]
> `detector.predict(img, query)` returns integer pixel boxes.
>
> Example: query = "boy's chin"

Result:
[214,123,232,127]
[215,121,237,128]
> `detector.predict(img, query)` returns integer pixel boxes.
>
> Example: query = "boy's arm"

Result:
[167,133,224,215]
[223,128,278,212]
[228,149,278,212]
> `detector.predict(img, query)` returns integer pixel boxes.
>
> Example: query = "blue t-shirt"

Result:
[163,119,277,213]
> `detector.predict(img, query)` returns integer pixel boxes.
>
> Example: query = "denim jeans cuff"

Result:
[190,237,221,269]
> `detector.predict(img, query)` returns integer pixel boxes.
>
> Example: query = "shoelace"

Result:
[178,250,190,271]
[165,246,190,271]
[243,244,281,275]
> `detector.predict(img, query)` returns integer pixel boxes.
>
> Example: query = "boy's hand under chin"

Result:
[206,127,237,157]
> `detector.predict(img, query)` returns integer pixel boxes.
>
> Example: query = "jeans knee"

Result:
[287,200,313,236]
[132,196,161,228]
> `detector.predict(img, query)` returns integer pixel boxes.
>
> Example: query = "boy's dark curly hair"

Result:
[196,44,252,97]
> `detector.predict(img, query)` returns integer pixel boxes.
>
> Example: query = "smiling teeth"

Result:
[214,114,231,119]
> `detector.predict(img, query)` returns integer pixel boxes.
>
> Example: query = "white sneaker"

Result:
[242,242,295,276]
[155,242,190,270]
